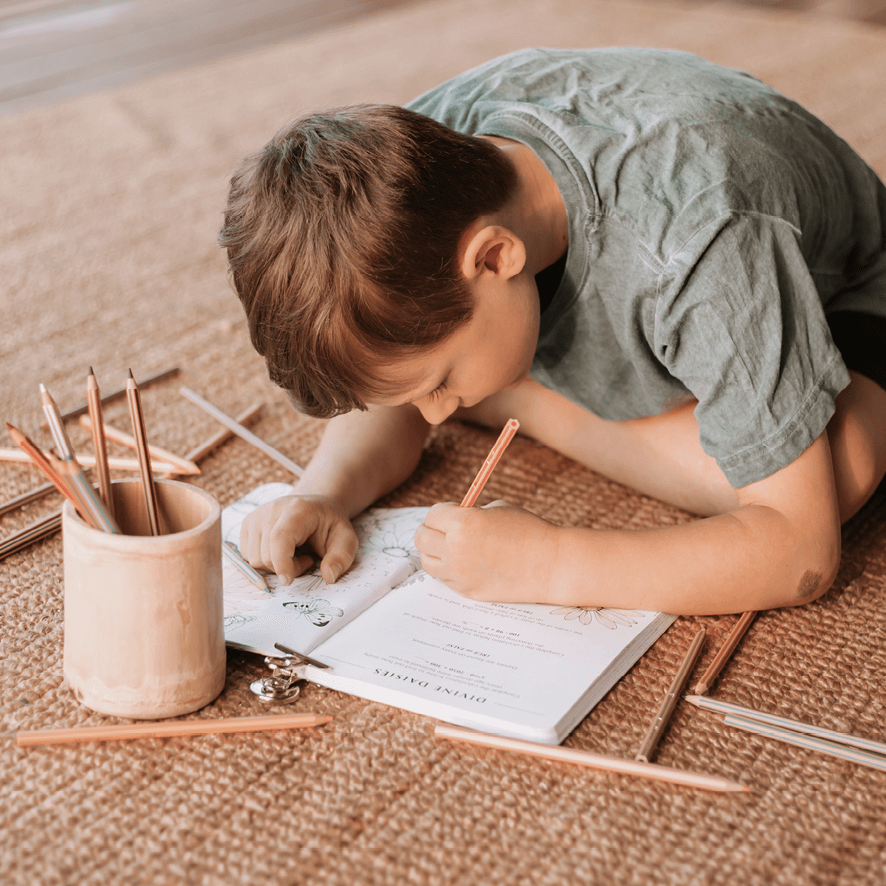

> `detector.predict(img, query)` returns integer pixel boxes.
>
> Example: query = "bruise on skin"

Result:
[797,569,823,601]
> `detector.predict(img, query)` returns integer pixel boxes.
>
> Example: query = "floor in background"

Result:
[2,0,886,117]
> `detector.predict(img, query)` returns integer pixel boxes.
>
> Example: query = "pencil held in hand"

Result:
[461,419,520,508]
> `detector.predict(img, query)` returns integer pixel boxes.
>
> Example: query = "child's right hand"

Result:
[238,494,358,586]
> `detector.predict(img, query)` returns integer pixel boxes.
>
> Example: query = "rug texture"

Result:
[2,1,886,883]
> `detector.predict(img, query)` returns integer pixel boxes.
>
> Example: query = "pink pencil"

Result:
[460,419,520,508]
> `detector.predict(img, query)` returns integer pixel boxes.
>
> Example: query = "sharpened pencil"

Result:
[126,370,161,535]
[692,611,757,695]
[15,713,333,747]
[223,541,269,592]
[635,626,706,763]
[86,368,114,520]
[435,724,749,792]
[0,448,188,475]
[460,418,520,508]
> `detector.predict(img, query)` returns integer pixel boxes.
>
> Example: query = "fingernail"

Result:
[323,563,340,584]
[280,572,295,586]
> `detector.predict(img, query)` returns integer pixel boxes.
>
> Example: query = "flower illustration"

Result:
[282,598,344,627]
[551,606,641,630]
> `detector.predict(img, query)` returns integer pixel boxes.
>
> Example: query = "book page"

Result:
[221,483,427,656]
[309,571,675,743]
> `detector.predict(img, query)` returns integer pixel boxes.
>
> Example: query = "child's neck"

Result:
[480,135,569,275]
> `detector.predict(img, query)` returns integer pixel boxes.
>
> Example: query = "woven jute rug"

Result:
[2,1,885,883]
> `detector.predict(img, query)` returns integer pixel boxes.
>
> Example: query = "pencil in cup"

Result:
[126,370,161,536]
[460,419,520,508]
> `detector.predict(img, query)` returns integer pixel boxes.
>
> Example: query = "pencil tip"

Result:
[127,368,134,379]
[89,366,95,376]
[39,383,47,392]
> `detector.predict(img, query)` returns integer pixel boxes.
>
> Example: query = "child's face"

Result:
[369,269,541,425]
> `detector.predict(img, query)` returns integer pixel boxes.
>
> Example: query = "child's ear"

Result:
[460,225,526,281]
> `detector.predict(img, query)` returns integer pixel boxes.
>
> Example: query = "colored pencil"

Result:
[15,712,333,747]
[126,370,161,535]
[460,418,520,508]
[0,481,58,518]
[5,423,91,523]
[179,387,304,477]
[39,385,120,533]
[435,724,749,792]
[86,368,114,519]
[684,695,886,758]
[222,541,269,592]
[183,402,263,463]
[692,611,757,695]
[48,366,180,422]
[0,448,187,475]
[635,626,706,763]
[78,414,200,476]
[0,509,63,560]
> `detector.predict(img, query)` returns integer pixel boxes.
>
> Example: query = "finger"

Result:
[482,499,511,509]
[423,501,459,529]
[268,512,317,584]
[414,522,446,558]
[419,551,447,580]
[316,521,358,584]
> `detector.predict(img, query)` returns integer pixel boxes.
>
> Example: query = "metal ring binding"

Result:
[249,654,305,703]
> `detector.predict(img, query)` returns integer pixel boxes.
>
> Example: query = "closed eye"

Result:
[425,378,448,402]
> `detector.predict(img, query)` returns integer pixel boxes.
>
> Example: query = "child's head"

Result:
[220,104,517,418]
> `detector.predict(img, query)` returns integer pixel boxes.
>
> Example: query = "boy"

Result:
[220,48,886,615]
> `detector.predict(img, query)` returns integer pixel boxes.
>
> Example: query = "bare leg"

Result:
[457,372,886,522]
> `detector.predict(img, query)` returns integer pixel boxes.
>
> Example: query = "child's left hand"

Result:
[414,501,560,604]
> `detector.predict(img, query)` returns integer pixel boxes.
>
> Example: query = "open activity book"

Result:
[222,483,676,745]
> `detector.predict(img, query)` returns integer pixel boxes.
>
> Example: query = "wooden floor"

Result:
[2,0,885,117]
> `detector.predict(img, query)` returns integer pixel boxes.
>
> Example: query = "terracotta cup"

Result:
[63,478,226,718]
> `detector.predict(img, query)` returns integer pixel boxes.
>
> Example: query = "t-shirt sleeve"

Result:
[655,212,851,488]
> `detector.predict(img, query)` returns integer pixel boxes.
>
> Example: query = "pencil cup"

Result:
[62,479,226,719]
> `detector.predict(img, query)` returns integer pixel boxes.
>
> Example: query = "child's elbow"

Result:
[791,524,841,607]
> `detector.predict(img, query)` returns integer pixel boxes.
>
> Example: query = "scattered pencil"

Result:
[0,509,62,561]
[692,611,757,695]
[635,626,706,763]
[0,448,189,475]
[0,481,58,519]
[180,387,304,477]
[435,724,748,792]
[86,368,114,519]
[460,418,520,508]
[684,695,886,758]
[126,370,161,535]
[223,541,269,592]
[78,414,200,476]
[15,712,333,747]
[183,402,263,464]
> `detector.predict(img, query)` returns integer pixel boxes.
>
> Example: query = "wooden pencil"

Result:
[183,402,263,463]
[126,370,161,535]
[50,366,180,422]
[635,626,706,763]
[0,481,57,518]
[5,423,91,523]
[0,509,63,560]
[15,712,333,747]
[684,695,886,757]
[39,385,120,533]
[180,387,304,477]
[460,418,520,508]
[692,611,757,695]
[0,448,185,475]
[86,368,114,519]
[78,414,200,475]
[435,724,749,792]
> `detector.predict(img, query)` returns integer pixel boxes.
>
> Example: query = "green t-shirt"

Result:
[407,47,886,487]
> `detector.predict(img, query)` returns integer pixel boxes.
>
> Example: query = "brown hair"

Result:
[219,104,517,418]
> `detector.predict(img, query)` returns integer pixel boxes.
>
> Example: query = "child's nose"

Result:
[417,395,459,425]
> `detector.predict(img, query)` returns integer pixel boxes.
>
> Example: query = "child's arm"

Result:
[415,430,842,615]
[239,405,429,584]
